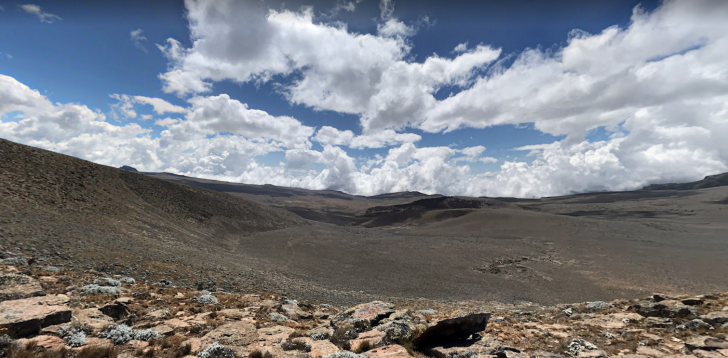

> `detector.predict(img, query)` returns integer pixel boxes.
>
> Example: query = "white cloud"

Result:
[110,94,187,119]
[130,29,148,52]
[141,114,153,120]
[379,0,395,20]
[452,42,468,53]
[311,126,354,146]
[480,157,498,164]
[328,0,363,16]
[312,126,420,149]
[377,19,415,38]
[133,96,186,114]
[156,0,500,133]
[154,118,179,127]
[20,4,61,23]
[181,94,314,149]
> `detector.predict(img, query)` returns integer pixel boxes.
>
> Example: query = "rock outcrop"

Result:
[0,294,71,338]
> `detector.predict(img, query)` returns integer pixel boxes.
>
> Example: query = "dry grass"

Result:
[174,343,192,358]
[160,335,187,349]
[248,350,274,358]
[352,340,371,353]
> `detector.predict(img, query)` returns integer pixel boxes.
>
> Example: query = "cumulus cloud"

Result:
[20,4,61,23]
[156,0,501,133]
[130,29,148,52]
[110,94,186,119]
[312,126,420,149]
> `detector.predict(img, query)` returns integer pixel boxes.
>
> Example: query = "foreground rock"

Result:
[0,294,71,337]
[413,312,491,349]
[0,273,45,302]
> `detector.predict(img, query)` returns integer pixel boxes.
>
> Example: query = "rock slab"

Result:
[0,294,71,338]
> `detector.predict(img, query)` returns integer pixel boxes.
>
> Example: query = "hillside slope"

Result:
[0,139,302,288]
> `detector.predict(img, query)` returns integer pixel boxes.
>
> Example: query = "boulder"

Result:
[282,303,313,320]
[634,301,697,318]
[307,339,341,358]
[685,336,728,350]
[0,273,45,302]
[363,344,410,358]
[331,302,395,330]
[0,294,71,337]
[377,321,416,344]
[412,313,490,349]
[350,330,386,351]
[199,320,258,347]
[72,308,114,334]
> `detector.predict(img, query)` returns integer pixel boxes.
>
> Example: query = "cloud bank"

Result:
[2,0,728,198]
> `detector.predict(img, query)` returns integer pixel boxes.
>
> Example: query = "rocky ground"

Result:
[1,252,727,358]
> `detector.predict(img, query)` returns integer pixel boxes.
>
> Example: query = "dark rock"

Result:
[413,313,490,349]
[681,298,704,306]
[701,311,728,326]
[99,303,129,319]
[634,300,697,318]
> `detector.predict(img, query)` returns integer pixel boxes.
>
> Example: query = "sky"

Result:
[1,0,727,198]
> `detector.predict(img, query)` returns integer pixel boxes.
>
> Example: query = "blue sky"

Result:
[1,0,727,197]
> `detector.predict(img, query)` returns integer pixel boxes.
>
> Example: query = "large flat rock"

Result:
[0,273,45,302]
[0,294,71,338]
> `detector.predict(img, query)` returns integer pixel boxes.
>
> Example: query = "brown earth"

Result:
[2,138,728,307]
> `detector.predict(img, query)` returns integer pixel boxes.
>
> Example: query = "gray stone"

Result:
[586,301,610,311]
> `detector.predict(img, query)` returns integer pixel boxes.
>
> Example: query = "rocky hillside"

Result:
[0,255,727,358]
[0,139,306,294]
